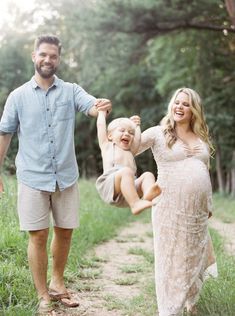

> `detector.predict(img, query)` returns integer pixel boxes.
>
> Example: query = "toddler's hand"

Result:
[130,115,141,126]
[95,98,112,115]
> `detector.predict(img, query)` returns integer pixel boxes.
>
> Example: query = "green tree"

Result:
[1,0,235,194]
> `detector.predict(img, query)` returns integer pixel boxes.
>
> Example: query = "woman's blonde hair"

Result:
[160,87,214,154]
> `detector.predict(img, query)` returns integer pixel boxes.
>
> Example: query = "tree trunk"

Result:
[215,145,225,193]
[231,150,235,197]
[225,170,231,194]
[225,0,235,26]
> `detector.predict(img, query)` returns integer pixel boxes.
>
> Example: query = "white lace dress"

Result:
[139,126,217,316]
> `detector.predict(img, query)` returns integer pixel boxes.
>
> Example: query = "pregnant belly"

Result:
[154,159,211,222]
[158,158,211,196]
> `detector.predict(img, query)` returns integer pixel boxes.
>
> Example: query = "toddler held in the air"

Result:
[96,110,161,215]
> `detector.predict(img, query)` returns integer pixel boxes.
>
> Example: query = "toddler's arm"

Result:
[130,115,141,155]
[97,111,109,148]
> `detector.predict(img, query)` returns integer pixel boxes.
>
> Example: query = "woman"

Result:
[138,88,217,316]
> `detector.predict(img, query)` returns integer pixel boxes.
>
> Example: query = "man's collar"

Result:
[30,75,59,89]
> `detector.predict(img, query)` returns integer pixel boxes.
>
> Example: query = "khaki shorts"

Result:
[17,182,79,231]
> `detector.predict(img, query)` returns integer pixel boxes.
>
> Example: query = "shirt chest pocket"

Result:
[55,101,75,121]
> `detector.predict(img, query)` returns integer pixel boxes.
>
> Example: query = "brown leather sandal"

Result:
[48,289,79,308]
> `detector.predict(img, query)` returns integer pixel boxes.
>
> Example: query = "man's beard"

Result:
[35,64,57,79]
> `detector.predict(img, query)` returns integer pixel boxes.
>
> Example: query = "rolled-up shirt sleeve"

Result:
[73,83,96,115]
[0,93,19,133]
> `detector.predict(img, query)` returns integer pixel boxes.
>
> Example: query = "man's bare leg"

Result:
[114,167,152,215]
[49,227,73,294]
[28,229,51,304]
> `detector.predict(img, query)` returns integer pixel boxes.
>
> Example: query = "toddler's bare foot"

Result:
[143,183,161,201]
[131,199,152,215]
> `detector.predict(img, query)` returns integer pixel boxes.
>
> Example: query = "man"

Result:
[0,35,112,315]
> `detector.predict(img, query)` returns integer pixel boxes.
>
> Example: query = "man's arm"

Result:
[129,115,141,155]
[88,98,112,117]
[0,133,13,192]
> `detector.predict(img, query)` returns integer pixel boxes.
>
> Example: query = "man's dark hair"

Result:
[34,35,62,55]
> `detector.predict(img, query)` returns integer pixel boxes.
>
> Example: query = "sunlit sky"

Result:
[0,0,35,28]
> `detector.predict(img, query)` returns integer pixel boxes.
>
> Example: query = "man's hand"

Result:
[95,99,112,115]
[130,115,141,126]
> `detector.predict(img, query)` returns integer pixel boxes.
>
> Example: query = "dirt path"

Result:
[209,217,235,256]
[62,221,155,316]
[54,217,235,315]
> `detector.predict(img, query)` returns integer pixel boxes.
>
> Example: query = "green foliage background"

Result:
[0,0,235,193]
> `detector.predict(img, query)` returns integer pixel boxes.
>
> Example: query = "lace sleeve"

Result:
[136,126,159,155]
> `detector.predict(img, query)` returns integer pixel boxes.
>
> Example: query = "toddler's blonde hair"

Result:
[107,118,136,134]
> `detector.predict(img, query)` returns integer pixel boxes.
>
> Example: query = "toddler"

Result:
[96,110,161,215]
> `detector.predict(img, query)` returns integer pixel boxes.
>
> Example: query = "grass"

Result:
[197,229,235,316]
[103,228,235,316]
[0,177,235,315]
[120,263,144,274]
[128,246,154,264]
[213,193,235,223]
[115,235,145,243]
[114,276,138,286]
[76,267,102,279]
[0,177,133,315]
[103,196,235,316]
[104,282,156,316]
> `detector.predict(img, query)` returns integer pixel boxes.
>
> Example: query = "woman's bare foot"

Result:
[131,199,152,215]
[143,183,161,201]
[186,305,198,315]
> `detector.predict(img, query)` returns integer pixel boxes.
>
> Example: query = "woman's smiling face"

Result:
[172,92,192,125]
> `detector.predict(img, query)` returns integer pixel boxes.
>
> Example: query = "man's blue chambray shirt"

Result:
[0,76,96,192]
